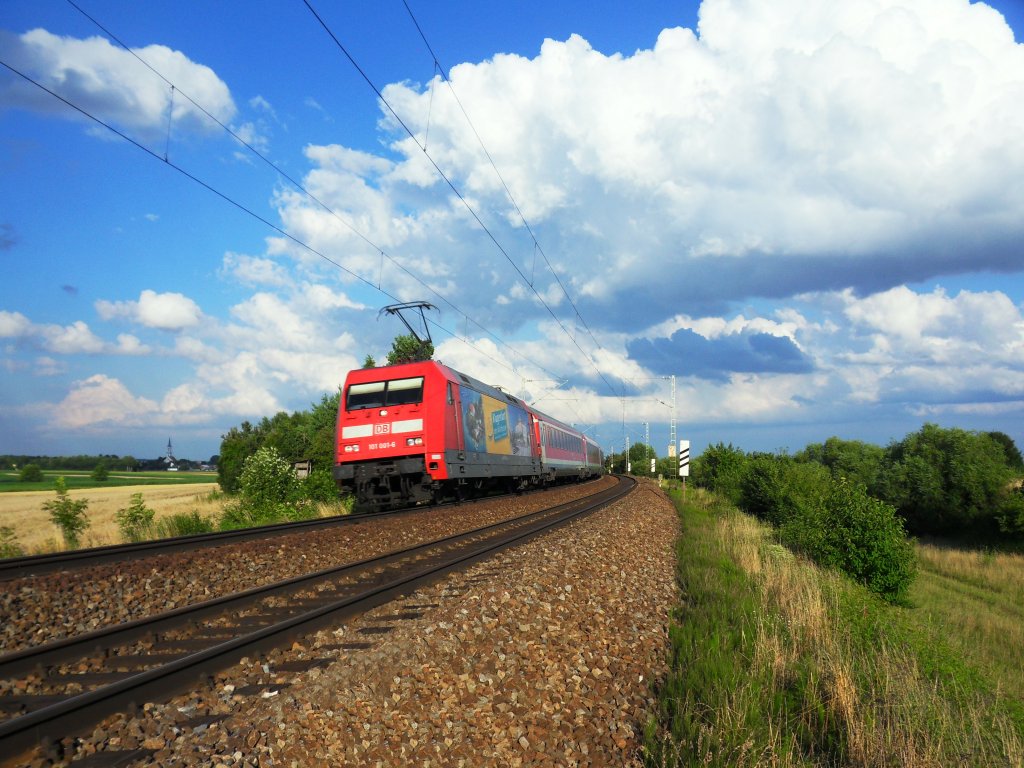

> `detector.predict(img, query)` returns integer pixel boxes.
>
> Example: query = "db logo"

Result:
[374,423,391,435]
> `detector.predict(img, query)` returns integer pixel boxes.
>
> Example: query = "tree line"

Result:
[606,442,677,477]
[1,454,139,472]
[682,425,1021,602]
[1,455,216,474]
[694,424,1024,541]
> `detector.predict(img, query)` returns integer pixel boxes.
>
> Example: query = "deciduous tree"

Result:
[18,463,43,482]
[386,333,433,365]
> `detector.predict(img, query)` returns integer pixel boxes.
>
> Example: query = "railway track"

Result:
[0,475,635,762]
[0,479,600,581]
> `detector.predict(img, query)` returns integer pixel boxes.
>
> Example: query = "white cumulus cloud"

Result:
[1,28,235,139]
[841,286,1024,365]
[271,0,1024,336]
[96,289,202,331]
[0,310,32,338]
[53,374,158,428]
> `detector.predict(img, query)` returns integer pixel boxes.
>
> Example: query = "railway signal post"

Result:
[678,439,690,496]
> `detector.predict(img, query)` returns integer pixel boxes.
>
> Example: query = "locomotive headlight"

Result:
[343,444,360,453]
[406,437,423,446]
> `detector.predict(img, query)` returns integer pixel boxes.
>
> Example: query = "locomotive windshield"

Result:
[346,376,424,410]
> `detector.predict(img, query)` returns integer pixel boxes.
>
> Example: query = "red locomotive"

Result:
[333,360,604,511]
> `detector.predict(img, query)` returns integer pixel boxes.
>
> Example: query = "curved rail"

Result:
[0,476,635,762]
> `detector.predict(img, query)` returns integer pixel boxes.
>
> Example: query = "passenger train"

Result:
[333,360,604,511]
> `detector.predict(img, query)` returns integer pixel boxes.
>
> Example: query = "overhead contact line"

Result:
[60,0,566,386]
[400,0,614,367]
[302,0,624,401]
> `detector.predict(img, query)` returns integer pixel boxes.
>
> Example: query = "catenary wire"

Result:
[301,0,623,400]
[61,0,561,386]
[400,0,611,362]
[0,57,535,383]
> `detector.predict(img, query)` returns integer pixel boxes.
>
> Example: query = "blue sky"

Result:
[2,0,1023,463]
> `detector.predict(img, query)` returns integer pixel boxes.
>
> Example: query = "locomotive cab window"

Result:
[386,377,424,406]
[346,377,424,410]
[346,381,386,410]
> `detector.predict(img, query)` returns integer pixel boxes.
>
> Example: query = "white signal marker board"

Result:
[678,439,690,477]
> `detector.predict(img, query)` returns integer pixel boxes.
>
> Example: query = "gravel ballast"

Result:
[12,479,680,767]
[1,479,619,654]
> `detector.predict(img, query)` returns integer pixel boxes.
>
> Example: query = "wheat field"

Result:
[0,482,226,553]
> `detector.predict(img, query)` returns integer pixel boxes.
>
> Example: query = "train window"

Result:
[447,382,454,405]
[386,377,424,406]
[346,377,424,410]
[346,381,386,410]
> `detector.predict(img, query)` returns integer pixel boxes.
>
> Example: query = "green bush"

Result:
[301,468,340,504]
[782,478,916,603]
[738,455,828,527]
[155,511,215,538]
[115,492,155,542]
[90,461,109,482]
[0,526,24,559]
[692,442,748,505]
[18,463,43,482]
[42,476,90,548]
[797,436,885,490]
[219,446,316,529]
[997,485,1024,536]
[238,446,298,508]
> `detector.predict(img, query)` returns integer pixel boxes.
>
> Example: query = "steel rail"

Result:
[0,504,415,582]
[0,478,603,581]
[0,476,634,761]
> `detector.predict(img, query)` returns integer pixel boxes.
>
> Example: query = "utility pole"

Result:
[643,421,650,475]
[670,374,676,464]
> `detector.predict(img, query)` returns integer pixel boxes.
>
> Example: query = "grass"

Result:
[644,487,1023,767]
[911,542,1024,723]
[0,470,216,493]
